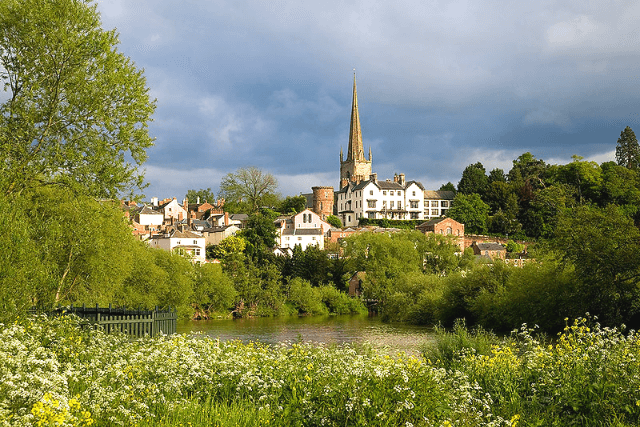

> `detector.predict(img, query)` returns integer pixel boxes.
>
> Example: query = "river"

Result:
[177,314,435,355]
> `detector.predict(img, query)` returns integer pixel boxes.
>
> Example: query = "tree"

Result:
[447,193,490,234]
[206,235,246,260]
[219,167,279,213]
[278,195,307,214]
[185,188,215,204]
[326,215,343,228]
[457,162,488,197]
[240,210,279,264]
[615,126,640,169]
[438,182,456,192]
[0,0,156,197]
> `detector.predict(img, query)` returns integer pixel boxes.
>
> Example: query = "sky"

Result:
[95,0,640,202]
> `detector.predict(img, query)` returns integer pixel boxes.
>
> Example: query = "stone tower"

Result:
[312,186,334,220]
[340,73,372,189]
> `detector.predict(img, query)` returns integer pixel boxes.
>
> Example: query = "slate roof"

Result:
[424,190,455,200]
[474,242,505,251]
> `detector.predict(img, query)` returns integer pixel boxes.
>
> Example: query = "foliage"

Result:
[240,210,279,264]
[505,240,525,253]
[287,277,327,315]
[616,126,640,169]
[421,319,498,370]
[457,162,488,196]
[219,167,279,213]
[447,193,490,234]
[0,0,155,198]
[193,263,237,313]
[438,182,456,192]
[278,195,307,214]
[551,204,640,326]
[206,235,246,260]
[357,218,423,229]
[325,214,343,228]
[4,316,640,426]
[185,188,215,204]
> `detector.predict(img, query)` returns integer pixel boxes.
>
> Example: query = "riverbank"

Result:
[2,316,639,426]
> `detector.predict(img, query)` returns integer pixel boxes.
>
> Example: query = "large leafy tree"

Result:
[457,162,488,196]
[615,126,640,169]
[0,0,156,197]
[219,167,279,213]
[447,193,490,234]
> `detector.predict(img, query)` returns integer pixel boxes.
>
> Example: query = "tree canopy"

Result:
[219,167,279,213]
[0,0,156,198]
[185,188,216,204]
[615,126,640,169]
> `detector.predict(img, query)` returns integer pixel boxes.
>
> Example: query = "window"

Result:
[370,190,373,195]
[446,227,452,235]
[368,212,376,219]
[195,249,200,255]
[410,212,419,219]
[397,202,402,209]
[382,200,387,208]
[348,215,351,222]
[441,201,449,207]
[193,240,197,244]
[383,191,386,195]
[410,201,419,208]
[367,200,376,208]
[431,201,438,207]
[312,237,316,240]
[412,191,416,196]
[390,201,394,208]
[431,209,438,216]
[298,237,302,241]
[390,191,394,196]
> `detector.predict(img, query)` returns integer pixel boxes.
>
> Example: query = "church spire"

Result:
[347,72,364,162]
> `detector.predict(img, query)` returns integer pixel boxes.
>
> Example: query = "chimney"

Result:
[151,197,158,207]
[224,212,229,226]
[394,173,398,183]
[197,196,200,204]
[399,173,405,186]
[370,173,377,183]
[183,198,188,212]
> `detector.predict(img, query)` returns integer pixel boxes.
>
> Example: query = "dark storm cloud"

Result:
[96,0,640,198]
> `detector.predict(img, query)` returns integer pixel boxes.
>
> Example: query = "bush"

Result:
[421,319,498,369]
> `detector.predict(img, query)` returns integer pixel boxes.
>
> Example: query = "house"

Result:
[150,197,188,224]
[201,224,240,246]
[336,173,425,227]
[348,271,366,297]
[229,213,249,229]
[148,230,206,263]
[275,209,330,251]
[327,227,358,243]
[423,190,455,219]
[470,241,506,261]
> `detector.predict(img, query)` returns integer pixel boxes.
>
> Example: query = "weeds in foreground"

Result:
[1,315,639,426]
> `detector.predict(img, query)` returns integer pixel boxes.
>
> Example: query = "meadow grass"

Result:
[1,315,639,426]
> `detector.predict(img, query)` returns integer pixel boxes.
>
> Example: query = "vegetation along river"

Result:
[178,314,435,355]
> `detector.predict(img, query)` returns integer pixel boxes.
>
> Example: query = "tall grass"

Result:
[2,315,639,426]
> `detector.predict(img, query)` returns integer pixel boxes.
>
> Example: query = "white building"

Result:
[336,173,425,227]
[423,190,455,219]
[275,209,330,251]
[149,230,206,263]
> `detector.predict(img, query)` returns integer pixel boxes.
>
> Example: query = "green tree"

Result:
[193,263,236,314]
[206,235,246,260]
[447,193,490,234]
[457,162,488,196]
[219,167,279,213]
[615,126,640,169]
[0,0,155,197]
[241,210,278,264]
[438,182,457,192]
[185,188,215,204]
[278,195,307,214]
[551,205,640,326]
[326,215,343,228]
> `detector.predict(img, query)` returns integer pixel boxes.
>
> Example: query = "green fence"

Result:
[32,304,177,338]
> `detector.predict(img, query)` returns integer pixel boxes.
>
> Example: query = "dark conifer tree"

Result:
[615,126,640,169]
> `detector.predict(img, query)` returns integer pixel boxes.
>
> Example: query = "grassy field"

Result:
[1,315,639,426]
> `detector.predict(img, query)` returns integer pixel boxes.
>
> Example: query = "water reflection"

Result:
[178,314,435,355]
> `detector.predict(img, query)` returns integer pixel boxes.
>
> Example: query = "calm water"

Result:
[178,314,435,355]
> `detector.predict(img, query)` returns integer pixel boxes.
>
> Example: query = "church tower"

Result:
[340,73,372,189]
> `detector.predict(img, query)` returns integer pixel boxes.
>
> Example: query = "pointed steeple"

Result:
[347,72,364,162]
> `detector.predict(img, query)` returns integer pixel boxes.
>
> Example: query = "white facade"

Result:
[337,176,425,227]
[137,205,164,227]
[423,191,455,219]
[149,230,206,263]
[275,209,328,251]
